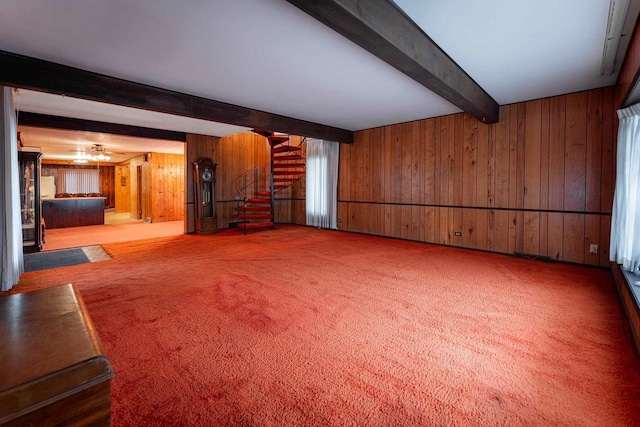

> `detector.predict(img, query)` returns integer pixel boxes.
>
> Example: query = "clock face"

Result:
[202,168,212,181]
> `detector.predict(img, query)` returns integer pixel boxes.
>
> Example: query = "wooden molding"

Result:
[19,112,187,142]
[0,50,354,143]
[286,0,499,124]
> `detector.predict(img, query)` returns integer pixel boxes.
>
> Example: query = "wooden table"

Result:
[0,284,114,426]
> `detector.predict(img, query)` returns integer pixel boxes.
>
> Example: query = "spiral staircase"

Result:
[235,130,306,233]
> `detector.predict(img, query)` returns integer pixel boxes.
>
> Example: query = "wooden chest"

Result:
[0,284,114,426]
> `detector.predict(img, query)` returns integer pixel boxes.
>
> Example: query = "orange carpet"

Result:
[11,225,640,425]
[42,220,184,251]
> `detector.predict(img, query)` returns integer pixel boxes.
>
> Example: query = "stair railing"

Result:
[234,162,271,230]
[234,162,271,201]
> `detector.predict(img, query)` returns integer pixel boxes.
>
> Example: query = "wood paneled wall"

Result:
[117,153,184,223]
[42,162,115,208]
[148,153,185,223]
[338,87,615,267]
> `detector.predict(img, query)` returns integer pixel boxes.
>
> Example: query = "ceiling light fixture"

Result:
[89,144,111,162]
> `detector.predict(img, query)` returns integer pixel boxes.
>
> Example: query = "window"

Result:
[610,104,640,272]
[58,169,100,194]
[305,139,339,229]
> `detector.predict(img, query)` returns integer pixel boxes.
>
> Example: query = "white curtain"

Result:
[610,103,640,272]
[58,168,100,194]
[306,138,339,229]
[0,87,23,291]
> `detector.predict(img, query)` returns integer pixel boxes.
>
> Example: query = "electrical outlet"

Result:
[590,244,598,254]
[454,231,462,237]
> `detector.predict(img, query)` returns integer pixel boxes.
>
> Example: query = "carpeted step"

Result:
[256,191,271,197]
[273,170,305,176]
[273,178,299,183]
[272,146,301,154]
[237,206,271,212]
[273,154,303,161]
[237,214,272,220]
[268,135,289,146]
[238,221,274,230]
[272,163,305,169]
[246,198,271,204]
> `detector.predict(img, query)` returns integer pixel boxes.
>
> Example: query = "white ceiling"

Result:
[0,0,625,160]
[18,125,184,164]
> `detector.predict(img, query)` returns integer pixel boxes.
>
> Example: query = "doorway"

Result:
[136,165,143,220]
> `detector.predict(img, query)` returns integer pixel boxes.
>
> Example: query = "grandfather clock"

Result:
[193,158,217,234]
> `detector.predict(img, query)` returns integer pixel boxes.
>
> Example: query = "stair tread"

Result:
[255,191,271,196]
[237,206,271,211]
[272,146,301,153]
[239,222,274,230]
[273,170,305,175]
[272,163,306,168]
[269,136,289,146]
[273,154,302,160]
[246,198,271,204]
[238,214,273,219]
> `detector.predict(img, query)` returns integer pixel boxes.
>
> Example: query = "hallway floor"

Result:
[43,211,183,251]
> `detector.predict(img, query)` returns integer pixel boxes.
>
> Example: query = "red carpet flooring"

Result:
[12,225,640,425]
[42,220,183,251]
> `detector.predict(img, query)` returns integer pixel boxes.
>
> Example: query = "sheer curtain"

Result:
[58,169,100,194]
[0,87,23,291]
[610,103,640,272]
[306,138,339,229]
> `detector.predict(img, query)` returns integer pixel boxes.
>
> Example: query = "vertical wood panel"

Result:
[524,100,542,210]
[586,89,603,212]
[494,210,510,253]
[585,214,601,265]
[539,99,550,257]
[508,104,519,253]
[548,97,566,211]
[411,121,422,205]
[401,123,412,204]
[337,87,613,267]
[515,104,526,253]
[523,100,541,254]
[547,213,564,260]
[371,128,382,203]
[564,93,588,212]
[424,120,436,205]
[564,213,585,263]
[601,87,615,214]
[494,106,510,209]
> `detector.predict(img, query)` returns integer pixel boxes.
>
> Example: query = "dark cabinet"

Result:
[19,151,43,253]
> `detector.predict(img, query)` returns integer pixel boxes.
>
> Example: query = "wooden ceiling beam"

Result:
[19,112,187,142]
[286,0,499,124]
[0,50,354,143]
